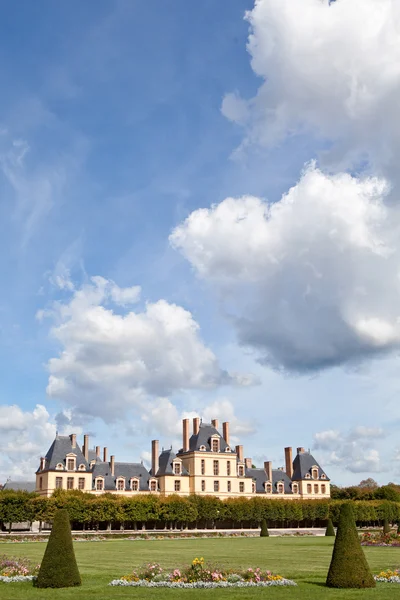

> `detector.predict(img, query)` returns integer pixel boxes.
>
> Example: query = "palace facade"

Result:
[36,418,330,499]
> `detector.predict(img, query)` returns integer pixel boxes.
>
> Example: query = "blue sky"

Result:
[1,0,400,486]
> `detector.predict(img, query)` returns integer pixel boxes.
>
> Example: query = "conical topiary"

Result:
[326,503,375,588]
[260,519,269,537]
[325,518,335,537]
[36,509,81,588]
[383,518,391,534]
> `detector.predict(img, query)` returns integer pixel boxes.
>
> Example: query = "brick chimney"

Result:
[211,418,219,430]
[110,455,115,476]
[83,434,89,461]
[96,446,101,459]
[182,418,189,452]
[236,444,244,462]
[222,422,230,445]
[297,447,305,455]
[70,434,76,448]
[264,461,272,481]
[152,440,159,476]
[193,417,200,435]
[103,447,108,463]
[285,447,293,478]
[245,457,252,469]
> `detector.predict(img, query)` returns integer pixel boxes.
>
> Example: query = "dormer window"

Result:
[117,478,125,491]
[173,461,181,475]
[199,445,206,451]
[265,483,272,493]
[321,474,326,480]
[95,478,104,491]
[131,478,139,491]
[277,482,284,494]
[67,458,76,471]
[292,483,299,494]
[150,479,157,492]
[312,467,319,480]
[305,473,311,479]
[56,463,64,470]
[78,464,86,471]
[211,437,220,452]
[225,447,231,452]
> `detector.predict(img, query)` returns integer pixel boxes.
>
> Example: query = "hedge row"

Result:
[1,490,399,530]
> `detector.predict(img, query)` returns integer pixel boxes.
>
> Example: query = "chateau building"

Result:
[36,418,330,499]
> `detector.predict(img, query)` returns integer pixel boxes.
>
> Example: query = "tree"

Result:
[260,519,269,537]
[326,503,375,588]
[36,509,81,588]
[358,478,378,489]
[325,518,335,537]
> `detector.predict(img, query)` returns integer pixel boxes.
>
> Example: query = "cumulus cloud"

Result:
[171,164,400,371]
[223,0,400,172]
[0,404,71,482]
[313,426,384,474]
[42,276,251,420]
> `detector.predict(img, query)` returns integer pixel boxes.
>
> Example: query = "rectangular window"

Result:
[213,460,219,475]
[307,483,312,494]
[214,480,219,492]
[314,484,319,494]
[132,480,139,491]
[201,480,206,492]
[227,461,231,476]
[78,478,85,490]
[67,459,75,471]
[96,479,104,491]
[150,480,157,491]
[55,477,63,489]
[238,466,244,477]
[212,439,219,452]
[174,463,181,474]
[321,484,326,494]
[239,482,244,493]
[201,459,205,475]
[174,480,181,492]
[67,477,74,490]
[117,479,125,490]
[227,480,231,492]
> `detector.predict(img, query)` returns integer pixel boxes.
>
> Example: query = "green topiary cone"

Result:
[325,518,335,537]
[36,509,81,588]
[326,504,375,588]
[260,519,269,537]
[383,518,391,534]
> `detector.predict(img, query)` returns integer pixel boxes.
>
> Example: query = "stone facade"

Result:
[35,418,330,499]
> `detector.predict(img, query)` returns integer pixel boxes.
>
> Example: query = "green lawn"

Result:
[1,537,400,599]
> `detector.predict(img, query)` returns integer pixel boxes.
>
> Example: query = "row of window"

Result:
[197,480,246,493]
[53,477,86,490]
[306,484,327,494]
[200,460,245,477]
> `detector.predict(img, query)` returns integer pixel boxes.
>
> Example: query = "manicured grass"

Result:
[1,537,400,599]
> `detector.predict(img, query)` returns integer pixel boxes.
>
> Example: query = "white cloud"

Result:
[223,0,400,172]
[313,426,384,474]
[42,276,251,421]
[171,164,400,371]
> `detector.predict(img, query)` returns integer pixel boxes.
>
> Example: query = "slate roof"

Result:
[246,467,294,494]
[91,462,151,491]
[184,423,233,453]
[292,451,330,481]
[43,435,89,471]
[88,449,102,464]
[152,449,189,476]
[2,481,36,492]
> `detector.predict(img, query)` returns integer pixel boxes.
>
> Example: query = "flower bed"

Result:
[361,532,400,547]
[110,557,296,588]
[0,555,40,583]
[375,570,400,583]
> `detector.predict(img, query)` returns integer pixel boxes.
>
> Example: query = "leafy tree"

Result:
[358,478,378,489]
[326,503,375,588]
[36,509,81,588]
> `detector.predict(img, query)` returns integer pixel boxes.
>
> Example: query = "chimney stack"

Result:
[110,455,115,476]
[152,440,159,476]
[236,444,244,462]
[103,447,108,463]
[96,446,101,459]
[40,457,45,470]
[245,457,252,469]
[297,447,305,455]
[264,461,272,481]
[193,417,200,435]
[83,434,89,461]
[285,447,293,478]
[211,418,219,430]
[222,422,230,445]
[182,418,190,452]
[70,434,76,448]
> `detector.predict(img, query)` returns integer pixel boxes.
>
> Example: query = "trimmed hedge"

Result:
[260,519,269,537]
[325,518,335,537]
[36,509,81,588]
[326,504,375,589]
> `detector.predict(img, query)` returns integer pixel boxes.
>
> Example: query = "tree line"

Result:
[1,489,400,532]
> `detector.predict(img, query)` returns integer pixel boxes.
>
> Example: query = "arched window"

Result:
[277,482,284,494]
[199,445,206,451]
[56,463,64,470]
[117,478,125,491]
[78,464,86,471]
[225,447,231,452]
[150,480,157,492]
[265,483,272,493]
[292,483,298,494]
[321,474,326,479]
[312,467,319,480]
[305,473,311,479]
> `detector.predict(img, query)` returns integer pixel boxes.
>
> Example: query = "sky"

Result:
[1,0,400,486]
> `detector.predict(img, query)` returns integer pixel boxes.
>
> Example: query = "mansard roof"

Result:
[88,449,102,464]
[3,481,36,492]
[246,467,294,494]
[292,451,330,481]
[152,449,189,476]
[43,435,89,471]
[91,461,151,491]
[186,423,231,453]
